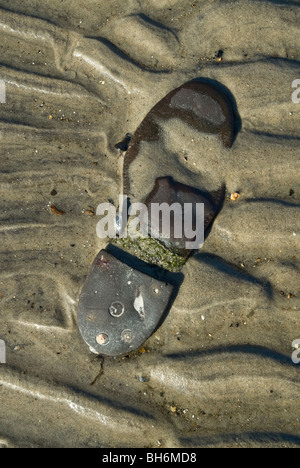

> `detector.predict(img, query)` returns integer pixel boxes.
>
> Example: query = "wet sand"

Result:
[0,0,299,448]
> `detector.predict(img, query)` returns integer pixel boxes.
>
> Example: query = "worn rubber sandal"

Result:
[78,79,235,356]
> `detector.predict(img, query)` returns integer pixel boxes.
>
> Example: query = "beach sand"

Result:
[0,0,299,448]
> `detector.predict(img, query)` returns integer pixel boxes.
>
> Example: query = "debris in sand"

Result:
[230,192,240,201]
[82,207,95,216]
[50,204,65,215]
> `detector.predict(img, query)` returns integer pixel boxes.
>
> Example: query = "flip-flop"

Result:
[78,79,235,356]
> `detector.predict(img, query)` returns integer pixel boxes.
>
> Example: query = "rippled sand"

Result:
[0,0,299,448]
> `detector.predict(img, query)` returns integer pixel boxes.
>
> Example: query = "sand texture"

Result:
[0,0,300,448]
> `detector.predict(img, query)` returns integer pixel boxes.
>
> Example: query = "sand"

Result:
[0,0,299,448]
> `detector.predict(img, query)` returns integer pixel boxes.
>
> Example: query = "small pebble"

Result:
[82,207,95,216]
[230,192,240,201]
[136,375,149,383]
